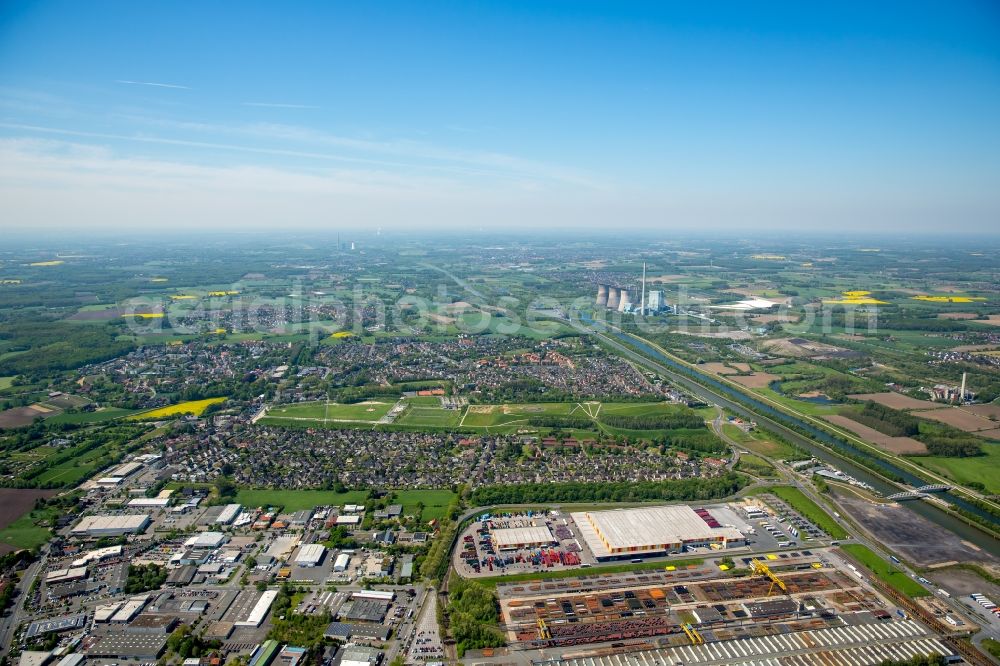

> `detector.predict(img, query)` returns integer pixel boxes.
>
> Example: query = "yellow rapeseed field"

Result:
[170,294,196,300]
[329,331,354,339]
[129,397,226,420]
[122,313,165,319]
[29,260,64,266]
[912,295,985,303]
[823,290,888,305]
[150,277,169,282]
[207,290,240,296]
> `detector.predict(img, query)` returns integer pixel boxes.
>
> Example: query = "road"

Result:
[0,551,45,659]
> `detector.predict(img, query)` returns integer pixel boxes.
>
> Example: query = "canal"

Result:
[582,318,1000,555]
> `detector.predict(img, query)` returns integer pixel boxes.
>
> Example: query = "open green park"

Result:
[259,397,715,441]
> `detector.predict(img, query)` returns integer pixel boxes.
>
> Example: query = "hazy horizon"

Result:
[2,1,999,233]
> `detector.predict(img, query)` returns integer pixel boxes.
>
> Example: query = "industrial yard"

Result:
[486,547,973,666]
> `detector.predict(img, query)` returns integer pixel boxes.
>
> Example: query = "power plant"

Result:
[594,264,668,314]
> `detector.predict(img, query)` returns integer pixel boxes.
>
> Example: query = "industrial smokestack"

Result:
[606,287,620,310]
[960,372,967,403]
[618,289,632,312]
[596,284,608,307]
[640,263,646,314]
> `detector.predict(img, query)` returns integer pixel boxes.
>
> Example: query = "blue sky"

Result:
[1,1,999,232]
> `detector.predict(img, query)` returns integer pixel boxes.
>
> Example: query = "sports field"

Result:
[397,403,463,428]
[261,399,396,424]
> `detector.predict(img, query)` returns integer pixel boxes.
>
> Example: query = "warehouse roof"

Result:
[72,514,150,534]
[491,525,555,549]
[572,505,743,555]
[295,543,326,565]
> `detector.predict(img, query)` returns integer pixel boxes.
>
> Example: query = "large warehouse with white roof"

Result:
[571,505,745,560]
[490,525,556,551]
[71,514,151,537]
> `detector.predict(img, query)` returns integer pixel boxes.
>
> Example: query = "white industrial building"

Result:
[71,545,122,567]
[46,567,87,584]
[109,596,149,623]
[72,514,151,536]
[109,461,143,477]
[186,531,228,549]
[335,514,361,526]
[648,290,663,311]
[127,497,171,509]
[490,525,556,551]
[334,553,351,572]
[235,589,277,627]
[294,544,326,567]
[215,503,241,525]
[571,505,745,560]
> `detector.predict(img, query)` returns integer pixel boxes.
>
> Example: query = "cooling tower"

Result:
[618,289,633,312]
[606,287,620,310]
[596,284,608,307]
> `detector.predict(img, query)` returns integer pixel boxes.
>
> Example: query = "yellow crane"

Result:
[683,623,704,645]
[751,558,787,596]
[537,618,551,640]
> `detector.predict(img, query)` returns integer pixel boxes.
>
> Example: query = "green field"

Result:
[0,376,14,390]
[750,485,848,539]
[46,407,138,425]
[235,488,369,512]
[393,489,457,521]
[474,557,705,589]
[913,444,1000,494]
[397,400,463,428]
[0,518,52,551]
[840,544,930,597]
[735,453,778,477]
[461,402,582,428]
[260,398,718,440]
[721,424,804,460]
[0,503,62,551]
[262,399,396,424]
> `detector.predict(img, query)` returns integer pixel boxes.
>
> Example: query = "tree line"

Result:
[470,473,748,505]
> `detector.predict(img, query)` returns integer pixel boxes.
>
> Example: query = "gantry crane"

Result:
[537,618,551,640]
[751,558,788,596]
[682,623,704,645]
